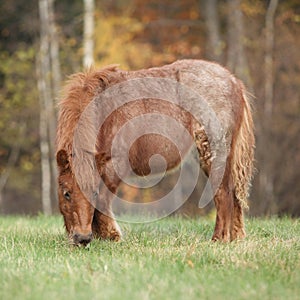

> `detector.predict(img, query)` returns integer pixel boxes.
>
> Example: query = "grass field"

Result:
[0,215,299,300]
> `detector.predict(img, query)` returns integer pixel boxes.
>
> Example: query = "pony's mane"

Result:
[56,64,119,156]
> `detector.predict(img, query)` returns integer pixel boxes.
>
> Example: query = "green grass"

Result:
[0,215,299,300]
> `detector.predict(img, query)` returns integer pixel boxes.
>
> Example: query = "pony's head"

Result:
[56,149,95,246]
[55,66,120,246]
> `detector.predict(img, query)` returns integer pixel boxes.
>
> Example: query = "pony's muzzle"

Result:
[73,232,93,246]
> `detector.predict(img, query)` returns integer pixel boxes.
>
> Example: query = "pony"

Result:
[56,59,255,246]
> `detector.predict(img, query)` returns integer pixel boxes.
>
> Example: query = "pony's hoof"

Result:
[109,231,122,242]
[211,233,230,242]
[230,229,246,241]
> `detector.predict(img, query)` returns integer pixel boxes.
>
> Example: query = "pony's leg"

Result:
[212,183,234,242]
[92,209,121,241]
[230,196,246,240]
[92,184,122,241]
[194,127,233,241]
[194,127,211,177]
[93,155,122,241]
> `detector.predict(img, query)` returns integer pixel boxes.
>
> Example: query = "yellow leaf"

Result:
[186,259,194,268]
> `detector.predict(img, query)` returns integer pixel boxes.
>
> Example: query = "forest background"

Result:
[0,0,299,217]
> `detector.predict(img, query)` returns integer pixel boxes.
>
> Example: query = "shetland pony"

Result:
[56,60,255,246]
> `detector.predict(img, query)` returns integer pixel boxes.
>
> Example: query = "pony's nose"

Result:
[73,232,93,246]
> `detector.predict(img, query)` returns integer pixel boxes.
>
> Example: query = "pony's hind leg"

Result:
[212,182,234,242]
[194,127,212,176]
[230,196,246,240]
[194,127,233,242]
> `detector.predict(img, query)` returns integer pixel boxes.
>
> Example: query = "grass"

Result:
[0,215,299,300]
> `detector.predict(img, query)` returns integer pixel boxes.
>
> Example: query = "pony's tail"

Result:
[232,84,255,208]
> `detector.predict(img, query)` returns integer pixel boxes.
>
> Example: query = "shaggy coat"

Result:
[56,59,255,245]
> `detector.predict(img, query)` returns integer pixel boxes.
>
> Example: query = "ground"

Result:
[0,215,299,300]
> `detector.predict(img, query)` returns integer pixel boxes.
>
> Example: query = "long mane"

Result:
[56,65,119,157]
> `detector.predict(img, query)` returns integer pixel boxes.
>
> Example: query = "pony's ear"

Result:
[56,149,70,172]
[95,152,111,174]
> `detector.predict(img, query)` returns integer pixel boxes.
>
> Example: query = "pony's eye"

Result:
[63,190,71,200]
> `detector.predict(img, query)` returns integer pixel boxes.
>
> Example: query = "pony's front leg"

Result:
[92,209,122,241]
[212,183,234,242]
[92,154,122,241]
[92,186,122,241]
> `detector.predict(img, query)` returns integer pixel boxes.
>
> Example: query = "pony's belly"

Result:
[99,98,199,177]
[128,133,191,176]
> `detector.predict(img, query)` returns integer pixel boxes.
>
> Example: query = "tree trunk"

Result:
[48,0,60,205]
[36,56,52,215]
[83,0,95,68]
[264,0,278,118]
[226,0,252,90]
[259,0,279,214]
[38,0,60,215]
[0,126,24,210]
[38,68,52,215]
[201,0,223,63]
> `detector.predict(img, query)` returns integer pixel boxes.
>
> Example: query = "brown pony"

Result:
[56,59,255,246]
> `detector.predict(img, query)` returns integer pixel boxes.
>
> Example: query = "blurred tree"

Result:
[37,0,61,214]
[201,0,224,63]
[0,48,41,214]
[48,0,61,207]
[93,12,153,69]
[226,0,252,89]
[257,0,279,213]
[0,125,24,207]
[83,0,95,67]
[265,0,279,117]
